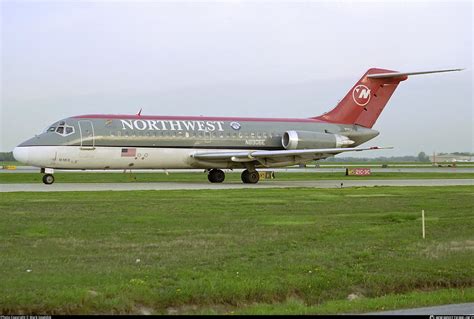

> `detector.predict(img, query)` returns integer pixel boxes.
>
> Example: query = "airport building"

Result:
[430,153,473,163]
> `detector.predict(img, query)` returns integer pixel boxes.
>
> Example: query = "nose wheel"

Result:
[42,174,55,185]
[241,169,260,184]
[208,169,225,183]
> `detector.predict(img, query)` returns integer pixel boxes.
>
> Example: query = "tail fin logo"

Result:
[353,84,371,106]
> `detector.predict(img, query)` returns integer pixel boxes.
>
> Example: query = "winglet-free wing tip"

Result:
[369,146,394,150]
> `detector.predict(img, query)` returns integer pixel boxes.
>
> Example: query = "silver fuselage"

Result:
[14,115,379,169]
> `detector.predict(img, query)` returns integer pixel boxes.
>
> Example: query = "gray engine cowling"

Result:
[282,131,354,150]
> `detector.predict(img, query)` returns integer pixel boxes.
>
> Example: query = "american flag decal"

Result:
[121,148,136,157]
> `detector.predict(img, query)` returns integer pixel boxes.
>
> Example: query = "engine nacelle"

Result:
[281,131,354,150]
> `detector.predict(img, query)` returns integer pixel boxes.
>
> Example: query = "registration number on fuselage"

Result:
[245,139,266,146]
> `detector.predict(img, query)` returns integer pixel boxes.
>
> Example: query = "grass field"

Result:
[1,186,473,314]
[1,171,474,184]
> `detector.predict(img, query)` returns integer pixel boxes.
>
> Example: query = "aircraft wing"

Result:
[191,146,392,163]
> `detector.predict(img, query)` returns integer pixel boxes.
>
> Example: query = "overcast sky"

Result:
[1,0,472,156]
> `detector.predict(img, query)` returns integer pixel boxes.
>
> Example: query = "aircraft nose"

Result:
[13,147,29,164]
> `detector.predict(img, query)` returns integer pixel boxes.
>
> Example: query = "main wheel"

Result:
[42,174,55,185]
[208,169,225,183]
[241,170,260,184]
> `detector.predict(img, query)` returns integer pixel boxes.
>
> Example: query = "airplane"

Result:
[13,67,462,185]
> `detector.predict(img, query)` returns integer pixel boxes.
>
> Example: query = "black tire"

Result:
[42,174,55,185]
[208,169,225,183]
[241,170,250,183]
[247,171,260,184]
[241,170,260,184]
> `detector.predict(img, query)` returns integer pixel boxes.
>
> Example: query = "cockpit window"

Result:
[53,123,75,136]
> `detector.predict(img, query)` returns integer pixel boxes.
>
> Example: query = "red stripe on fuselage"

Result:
[72,114,326,123]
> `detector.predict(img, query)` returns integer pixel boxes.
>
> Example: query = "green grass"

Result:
[0,186,473,314]
[1,171,474,184]
[0,161,24,166]
[221,288,474,315]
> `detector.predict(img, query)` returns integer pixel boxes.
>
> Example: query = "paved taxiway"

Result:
[1,166,473,173]
[1,179,472,192]
[365,302,474,315]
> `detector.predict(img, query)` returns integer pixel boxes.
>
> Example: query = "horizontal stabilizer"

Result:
[367,68,463,79]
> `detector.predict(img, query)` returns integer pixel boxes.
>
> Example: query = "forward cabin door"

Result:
[78,120,95,149]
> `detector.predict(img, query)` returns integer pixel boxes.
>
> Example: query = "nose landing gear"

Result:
[42,174,55,185]
[41,168,55,185]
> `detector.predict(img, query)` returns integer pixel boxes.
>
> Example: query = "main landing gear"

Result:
[241,169,260,184]
[208,169,225,183]
[207,169,260,184]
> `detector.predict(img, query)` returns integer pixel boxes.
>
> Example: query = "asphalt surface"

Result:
[365,302,474,315]
[1,179,472,192]
[1,166,473,173]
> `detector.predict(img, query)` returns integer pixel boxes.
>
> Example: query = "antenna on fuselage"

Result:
[137,108,142,116]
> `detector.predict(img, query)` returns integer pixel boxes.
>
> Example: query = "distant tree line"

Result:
[322,151,432,162]
[437,152,473,156]
[0,152,15,161]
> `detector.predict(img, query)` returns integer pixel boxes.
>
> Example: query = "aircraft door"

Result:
[79,120,95,149]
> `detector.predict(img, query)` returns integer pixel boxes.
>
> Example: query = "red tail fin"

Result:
[314,68,406,128]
